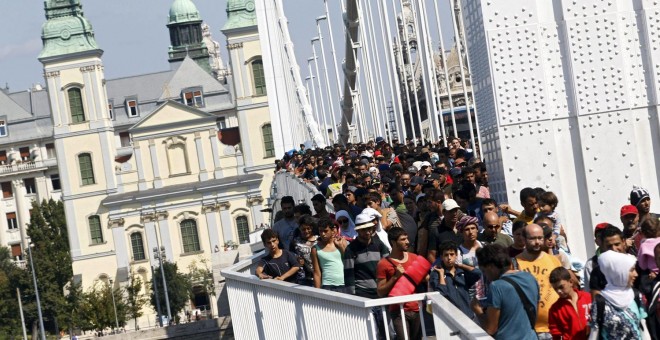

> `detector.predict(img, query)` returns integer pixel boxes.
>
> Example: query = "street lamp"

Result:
[108,278,119,332]
[26,239,46,340]
[150,264,163,327]
[153,246,172,325]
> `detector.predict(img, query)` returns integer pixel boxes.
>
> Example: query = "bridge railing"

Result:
[222,251,492,340]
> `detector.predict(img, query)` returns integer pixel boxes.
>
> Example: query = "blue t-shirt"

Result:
[488,271,539,340]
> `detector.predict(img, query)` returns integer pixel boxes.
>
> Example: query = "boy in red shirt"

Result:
[548,267,592,340]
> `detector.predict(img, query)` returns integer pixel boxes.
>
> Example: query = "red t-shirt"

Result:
[376,253,420,312]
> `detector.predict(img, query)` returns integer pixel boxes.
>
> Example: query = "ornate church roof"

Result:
[168,0,201,24]
[39,0,101,61]
[222,0,257,31]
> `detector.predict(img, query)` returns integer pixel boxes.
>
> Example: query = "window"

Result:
[217,117,227,129]
[24,178,36,195]
[0,120,7,137]
[68,88,86,123]
[262,124,274,158]
[126,100,138,117]
[236,216,250,244]
[180,219,200,253]
[19,147,30,161]
[119,132,131,147]
[252,59,266,96]
[50,174,61,191]
[0,150,6,164]
[130,233,146,261]
[89,215,103,244]
[78,153,95,185]
[183,90,203,107]
[7,212,17,230]
[1,182,12,198]
[46,143,56,159]
[108,102,114,120]
[11,244,22,261]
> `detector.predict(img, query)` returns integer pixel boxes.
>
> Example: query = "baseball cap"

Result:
[594,222,609,233]
[620,205,638,217]
[407,166,418,174]
[354,213,376,230]
[345,186,358,193]
[420,161,432,168]
[442,199,460,211]
[630,186,650,207]
[412,161,423,170]
[375,136,385,144]
[410,176,425,186]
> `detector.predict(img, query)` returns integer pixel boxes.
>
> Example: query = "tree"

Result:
[125,271,148,330]
[26,199,72,335]
[150,261,190,322]
[187,257,215,317]
[60,280,90,336]
[0,247,29,338]
[82,281,127,331]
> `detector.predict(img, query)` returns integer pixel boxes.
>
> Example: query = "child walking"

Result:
[548,267,592,340]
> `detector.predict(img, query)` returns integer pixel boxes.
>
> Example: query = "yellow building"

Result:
[0,0,275,328]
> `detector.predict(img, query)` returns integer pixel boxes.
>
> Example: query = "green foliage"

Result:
[26,199,72,333]
[125,271,148,330]
[186,256,215,298]
[81,281,127,331]
[0,247,29,338]
[150,261,190,320]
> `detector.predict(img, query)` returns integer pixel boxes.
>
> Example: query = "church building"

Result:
[0,0,274,328]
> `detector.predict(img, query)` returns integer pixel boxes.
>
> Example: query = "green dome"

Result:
[168,0,201,24]
[39,0,101,61]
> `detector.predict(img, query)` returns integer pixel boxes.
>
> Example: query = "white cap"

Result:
[354,213,376,230]
[442,199,460,211]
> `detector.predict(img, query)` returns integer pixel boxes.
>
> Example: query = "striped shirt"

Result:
[343,237,389,298]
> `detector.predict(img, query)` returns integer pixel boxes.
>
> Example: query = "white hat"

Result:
[354,213,376,230]
[442,199,460,211]
[420,161,432,168]
[412,161,423,170]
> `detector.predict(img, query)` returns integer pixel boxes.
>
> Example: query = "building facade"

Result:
[0,0,274,328]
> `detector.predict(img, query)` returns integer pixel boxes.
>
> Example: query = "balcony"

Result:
[0,160,53,176]
[221,252,491,340]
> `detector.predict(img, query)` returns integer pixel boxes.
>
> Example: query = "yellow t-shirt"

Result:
[515,252,561,333]
[513,210,536,225]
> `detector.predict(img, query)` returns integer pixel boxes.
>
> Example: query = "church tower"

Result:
[167,0,212,73]
[38,0,117,272]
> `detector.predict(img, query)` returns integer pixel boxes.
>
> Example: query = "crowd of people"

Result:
[256,136,659,340]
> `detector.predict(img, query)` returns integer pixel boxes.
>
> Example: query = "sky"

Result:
[0,0,457,140]
[0,0,333,92]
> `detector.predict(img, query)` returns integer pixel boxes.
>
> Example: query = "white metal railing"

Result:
[0,160,46,174]
[222,251,492,340]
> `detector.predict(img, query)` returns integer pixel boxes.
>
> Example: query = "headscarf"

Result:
[598,250,637,309]
[335,210,356,239]
[455,215,479,233]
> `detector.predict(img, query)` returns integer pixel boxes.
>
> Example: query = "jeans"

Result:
[371,306,387,340]
[321,285,345,293]
[390,310,421,340]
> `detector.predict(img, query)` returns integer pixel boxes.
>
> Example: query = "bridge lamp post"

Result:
[153,246,172,325]
[109,277,119,332]
[26,238,46,340]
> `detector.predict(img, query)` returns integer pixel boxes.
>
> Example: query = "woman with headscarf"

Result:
[590,250,646,339]
[335,210,357,242]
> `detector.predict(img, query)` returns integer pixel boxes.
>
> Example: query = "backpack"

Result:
[594,289,645,340]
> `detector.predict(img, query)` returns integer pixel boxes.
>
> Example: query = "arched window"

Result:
[89,215,103,244]
[262,124,274,158]
[68,88,86,123]
[78,153,95,185]
[130,232,145,261]
[252,59,266,96]
[236,216,249,244]
[180,219,200,253]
